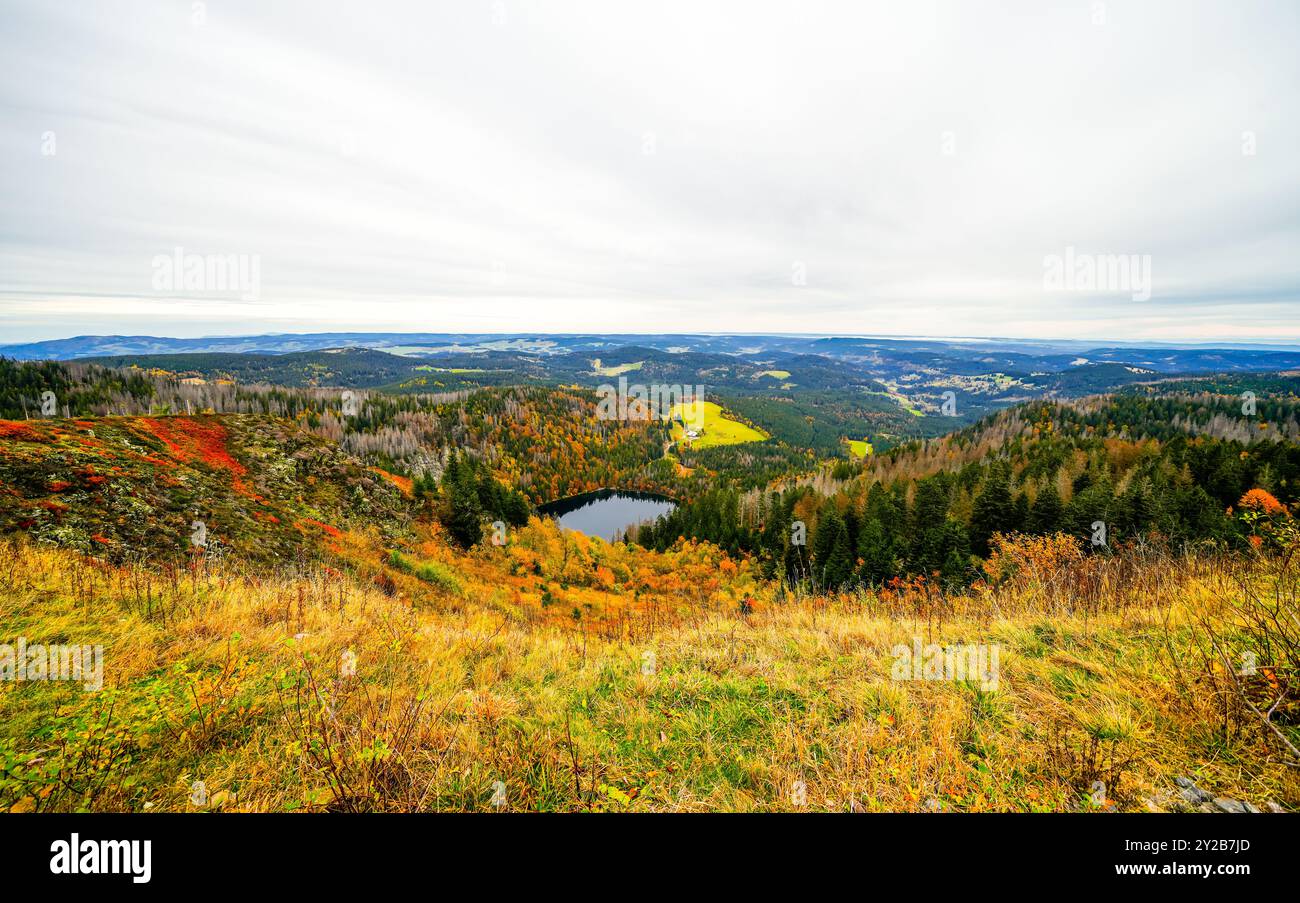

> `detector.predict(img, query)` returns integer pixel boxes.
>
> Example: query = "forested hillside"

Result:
[633,390,1300,590]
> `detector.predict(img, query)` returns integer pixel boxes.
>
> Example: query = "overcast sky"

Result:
[1,0,1297,344]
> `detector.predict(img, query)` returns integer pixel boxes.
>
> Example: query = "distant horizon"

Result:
[5,328,1300,354]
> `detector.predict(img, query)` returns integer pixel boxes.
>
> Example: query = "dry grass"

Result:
[0,535,1296,812]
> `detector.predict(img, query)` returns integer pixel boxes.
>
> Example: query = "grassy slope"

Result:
[671,401,768,449]
[1,531,1295,812]
[1,409,1296,813]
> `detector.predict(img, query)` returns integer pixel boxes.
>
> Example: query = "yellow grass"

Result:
[670,401,768,449]
[1,534,1294,813]
[591,360,643,377]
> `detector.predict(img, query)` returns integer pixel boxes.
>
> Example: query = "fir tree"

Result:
[1027,483,1063,534]
[969,464,1013,557]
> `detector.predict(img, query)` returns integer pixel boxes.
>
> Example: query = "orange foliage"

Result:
[369,466,413,496]
[984,532,1086,586]
[0,421,40,441]
[1238,488,1287,517]
[298,518,342,538]
[139,417,253,495]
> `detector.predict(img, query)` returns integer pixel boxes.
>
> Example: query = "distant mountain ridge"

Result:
[5,332,1300,372]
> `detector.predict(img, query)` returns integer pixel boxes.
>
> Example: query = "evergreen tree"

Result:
[857,517,894,584]
[908,477,951,572]
[843,505,861,558]
[937,519,971,586]
[1010,492,1029,534]
[1027,483,1063,534]
[1065,482,1114,546]
[1117,475,1160,538]
[444,456,484,548]
[969,463,1013,557]
[813,502,853,589]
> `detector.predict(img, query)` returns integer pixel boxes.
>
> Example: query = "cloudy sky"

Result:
[1,0,1297,344]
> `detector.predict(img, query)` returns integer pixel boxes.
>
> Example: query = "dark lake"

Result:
[538,489,676,541]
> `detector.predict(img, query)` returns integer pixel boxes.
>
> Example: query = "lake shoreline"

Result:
[538,488,677,541]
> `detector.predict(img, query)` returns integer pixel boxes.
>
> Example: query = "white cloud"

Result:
[0,0,1297,343]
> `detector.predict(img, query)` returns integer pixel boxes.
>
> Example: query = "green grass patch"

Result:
[670,401,768,449]
[388,550,464,595]
[847,439,873,457]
